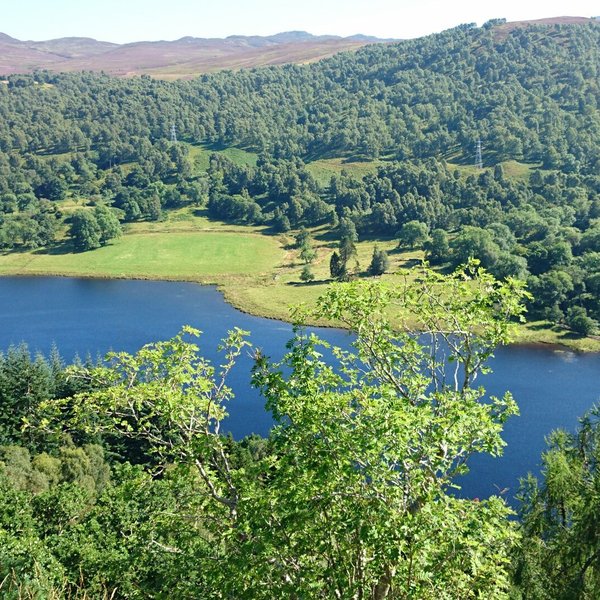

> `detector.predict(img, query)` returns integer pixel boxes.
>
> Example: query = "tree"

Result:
[54,264,528,598]
[69,207,121,251]
[339,235,357,265]
[329,250,346,280]
[299,240,316,265]
[35,176,67,201]
[48,326,250,510]
[490,252,529,280]
[527,270,574,321]
[514,406,600,599]
[451,226,500,270]
[246,264,528,598]
[69,210,101,251]
[299,264,315,283]
[0,344,54,447]
[424,228,450,265]
[565,306,597,336]
[294,227,311,249]
[93,205,121,246]
[338,217,358,243]
[367,245,389,275]
[398,220,429,250]
[273,209,291,233]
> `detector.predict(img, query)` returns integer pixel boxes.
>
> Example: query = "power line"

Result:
[475,138,483,169]
[170,123,177,143]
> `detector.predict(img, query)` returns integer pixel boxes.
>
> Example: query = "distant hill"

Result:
[492,16,595,39]
[27,37,118,58]
[497,15,593,29]
[0,31,396,79]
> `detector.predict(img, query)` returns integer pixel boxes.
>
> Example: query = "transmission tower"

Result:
[170,123,177,143]
[475,138,483,169]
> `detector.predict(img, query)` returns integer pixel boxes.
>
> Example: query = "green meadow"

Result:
[2,206,597,352]
[0,230,280,281]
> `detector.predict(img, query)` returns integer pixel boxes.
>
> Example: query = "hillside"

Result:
[0,31,393,79]
[0,18,599,345]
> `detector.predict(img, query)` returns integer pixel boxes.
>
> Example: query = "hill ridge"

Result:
[0,30,396,79]
[0,17,595,79]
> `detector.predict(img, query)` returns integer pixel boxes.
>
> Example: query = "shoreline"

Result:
[2,270,599,354]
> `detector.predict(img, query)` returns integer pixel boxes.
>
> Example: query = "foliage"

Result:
[299,239,316,264]
[565,306,597,336]
[0,23,598,328]
[513,406,600,599]
[0,343,86,450]
[424,228,450,265]
[243,263,527,598]
[69,209,111,251]
[300,264,315,283]
[329,250,346,281]
[7,264,526,598]
[398,220,429,250]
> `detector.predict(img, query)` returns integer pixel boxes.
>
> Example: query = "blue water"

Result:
[0,276,598,502]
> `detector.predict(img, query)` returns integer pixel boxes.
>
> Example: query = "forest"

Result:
[1,19,600,597]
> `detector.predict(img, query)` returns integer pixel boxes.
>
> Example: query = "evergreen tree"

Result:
[515,406,600,599]
[368,246,389,276]
[329,251,346,280]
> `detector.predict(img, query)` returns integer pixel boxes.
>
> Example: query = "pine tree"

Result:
[329,251,346,280]
[368,246,389,276]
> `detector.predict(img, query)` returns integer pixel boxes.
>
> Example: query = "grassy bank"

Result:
[1,207,598,353]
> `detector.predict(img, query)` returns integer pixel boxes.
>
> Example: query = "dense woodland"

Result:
[1,20,600,597]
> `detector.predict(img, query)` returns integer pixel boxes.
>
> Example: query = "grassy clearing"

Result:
[446,159,535,181]
[124,207,272,235]
[187,146,379,186]
[501,160,535,181]
[306,157,380,187]
[226,234,424,324]
[2,221,598,351]
[184,147,534,191]
[305,157,535,188]
[512,321,600,352]
[188,143,258,173]
[2,199,599,351]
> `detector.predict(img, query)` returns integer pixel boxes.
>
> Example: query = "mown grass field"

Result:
[1,209,598,351]
[0,230,280,281]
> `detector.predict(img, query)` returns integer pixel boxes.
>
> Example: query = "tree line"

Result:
[0,22,598,326]
[0,20,598,329]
